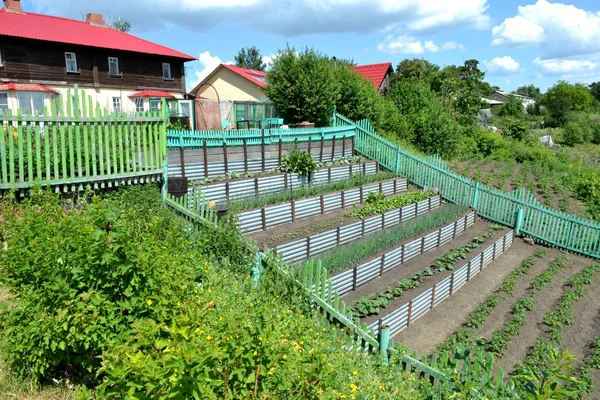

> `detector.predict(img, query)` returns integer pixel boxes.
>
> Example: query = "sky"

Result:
[24,0,600,93]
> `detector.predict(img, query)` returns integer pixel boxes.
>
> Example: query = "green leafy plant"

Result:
[349,190,436,218]
[500,257,537,294]
[282,146,318,177]
[365,190,386,204]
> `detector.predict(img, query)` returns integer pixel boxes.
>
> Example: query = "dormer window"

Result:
[162,63,172,80]
[65,52,78,73]
[108,57,120,75]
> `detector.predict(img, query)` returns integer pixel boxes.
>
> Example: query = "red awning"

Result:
[129,90,176,99]
[0,83,59,93]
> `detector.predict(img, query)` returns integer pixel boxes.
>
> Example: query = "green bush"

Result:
[563,121,592,146]
[502,118,529,141]
[281,146,318,176]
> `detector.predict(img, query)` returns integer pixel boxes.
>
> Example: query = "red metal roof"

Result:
[221,64,268,89]
[0,8,195,61]
[129,90,175,98]
[351,63,393,90]
[0,82,58,93]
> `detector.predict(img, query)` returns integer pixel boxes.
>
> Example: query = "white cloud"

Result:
[491,0,600,59]
[533,57,597,76]
[31,0,491,36]
[187,51,233,91]
[262,53,278,70]
[377,34,464,55]
[483,56,523,75]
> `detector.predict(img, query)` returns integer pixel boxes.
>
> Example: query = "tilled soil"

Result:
[392,237,536,354]
[495,252,595,375]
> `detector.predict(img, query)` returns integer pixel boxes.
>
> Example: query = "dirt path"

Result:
[392,238,535,354]
[496,253,595,375]
[340,219,492,306]
[251,188,423,248]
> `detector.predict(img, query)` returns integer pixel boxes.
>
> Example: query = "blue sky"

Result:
[25,0,600,93]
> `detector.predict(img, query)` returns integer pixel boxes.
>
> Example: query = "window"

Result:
[162,63,172,79]
[108,57,120,75]
[112,97,122,113]
[150,100,161,113]
[0,93,8,115]
[65,52,78,73]
[134,97,144,113]
[17,92,45,115]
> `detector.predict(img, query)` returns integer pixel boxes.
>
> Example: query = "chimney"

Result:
[3,0,23,13]
[85,13,105,26]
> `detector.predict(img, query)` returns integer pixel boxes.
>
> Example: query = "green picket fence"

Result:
[166,125,355,149]
[0,85,167,192]
[164,190,218,227]
[340,114,600,260]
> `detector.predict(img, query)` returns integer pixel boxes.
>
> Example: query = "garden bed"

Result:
[193,160,378,203]
[238,176,409,234]
[268,193,442,263]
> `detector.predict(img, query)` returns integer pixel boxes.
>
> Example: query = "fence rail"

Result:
[343,113,600,260]
[368,230,514,337]
[239,177,408,233]
[275,195,442,264]
[0,85,167,193]
[167,126,355,149]
[165,191,218,227]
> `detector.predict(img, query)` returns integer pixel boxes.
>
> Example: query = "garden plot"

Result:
[343,222,508,323]
[253,191,440,253]
[193,160,378,203]
[239,176,410,235]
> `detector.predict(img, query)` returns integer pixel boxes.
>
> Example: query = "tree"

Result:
[265,46,339,126]
[589,82,600,102]
[514,84,541,101]
[497,95,524,117]
[234,46,266,71]
[541,81,594,126]
[394,59,439,83]
[111,18,131,32]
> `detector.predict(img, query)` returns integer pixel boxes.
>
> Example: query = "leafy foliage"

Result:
[500,257,537,294]
[349,190,435,218]
[515,85,542,101]
[281,146,318,176]
[541,81,594,126]
[497,95,525,117]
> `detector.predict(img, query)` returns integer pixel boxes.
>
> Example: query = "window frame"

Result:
[16,92,46,116]
[112,96,122,113]
[108,56,120,76]
[134,97,144,113]
[65,52,78,73]
[0,92,9,115]
[162,62,172,80]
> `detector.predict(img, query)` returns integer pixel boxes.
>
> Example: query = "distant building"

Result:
[488,90,536,109]
[351,62,394,95]
[0,0,196,120]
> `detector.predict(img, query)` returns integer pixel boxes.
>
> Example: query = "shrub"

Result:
[281,146,318,176]
[502,118,529,141]
[563,121,592,146]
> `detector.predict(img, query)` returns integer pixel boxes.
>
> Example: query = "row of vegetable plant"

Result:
[305,204,469,274]
[348,190,436,218]
[352,225,505,317]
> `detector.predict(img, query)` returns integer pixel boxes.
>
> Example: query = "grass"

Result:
[303,204,469,274]
[227,172,396,212]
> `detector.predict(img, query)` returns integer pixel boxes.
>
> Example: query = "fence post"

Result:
[449,273,455,296]
[178,130,186,179]
[278,139,283,166]
[395,147,401,175]
[515,208,524,235]
[320,135,324,162]
[431,284,436,310]
[379,325,391,366]
[471,182,480,210]
[407,300,413,328]
[223,141,228,175]
[331,135,336,161]
[243,138,248,172]
[261,130,266,171]
[203,140,208,178]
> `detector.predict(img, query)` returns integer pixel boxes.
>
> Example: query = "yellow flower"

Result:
[253,351,258,356]
[282,354,287,360]
[146,299,153,306]
[352,370,358,376]
[206,335,212,341]
[176,302,182,307]
[209,201,216,208]
[349,383,358,392]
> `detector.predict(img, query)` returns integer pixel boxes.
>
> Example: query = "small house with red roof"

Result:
[351,62,393,95]
[0,0,196,120]
[189,63,277,129]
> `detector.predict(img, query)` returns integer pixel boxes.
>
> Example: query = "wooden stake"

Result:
[203,139,208,178]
